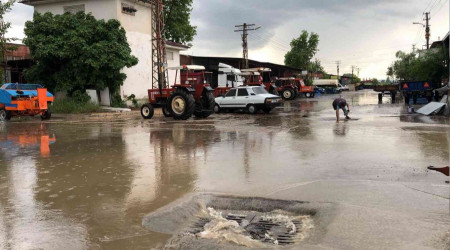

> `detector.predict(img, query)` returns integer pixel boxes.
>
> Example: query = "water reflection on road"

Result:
[0,91,448,249]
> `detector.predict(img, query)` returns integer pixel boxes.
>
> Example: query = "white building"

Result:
[21,0,188,105]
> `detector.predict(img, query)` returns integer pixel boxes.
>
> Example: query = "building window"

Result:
[167,51,174,61]
[122,3,137,16]
[63,4,85,14]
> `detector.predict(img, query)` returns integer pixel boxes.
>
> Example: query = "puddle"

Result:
[142,194,335,249]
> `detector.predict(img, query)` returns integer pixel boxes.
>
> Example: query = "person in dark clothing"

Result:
[332,97,350,122]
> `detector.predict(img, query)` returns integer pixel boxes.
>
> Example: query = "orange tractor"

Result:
[140,65,215,120]
[0,83,54,121]
[293,78,315,98]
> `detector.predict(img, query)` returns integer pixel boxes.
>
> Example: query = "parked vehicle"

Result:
[400,81,434,105]
[141,65,215,120]
[313,79,341,94]
[274,77,298,100]
[0,83,54,121]
[214,63,244,97]
[314,86,325,94]
[338,84,350,91]
[293,78,315,98]
[373,84,399,103]
[241,68,278,95]
[214,86,282,114]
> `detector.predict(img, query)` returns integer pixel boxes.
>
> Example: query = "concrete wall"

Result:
[34,0,119,20]
[166,48,181,86]
[117,0,153,99]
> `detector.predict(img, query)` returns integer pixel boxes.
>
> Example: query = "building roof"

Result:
[166,41,190,50]
[21,0,152,7]
[189,56,303,72]
[430,31,449,49]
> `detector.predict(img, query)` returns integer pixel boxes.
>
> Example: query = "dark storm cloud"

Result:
[189,0,420,55]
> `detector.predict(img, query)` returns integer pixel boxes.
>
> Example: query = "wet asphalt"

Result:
[0,90,448,249]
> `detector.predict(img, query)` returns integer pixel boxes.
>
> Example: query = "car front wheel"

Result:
[247,104,257,114]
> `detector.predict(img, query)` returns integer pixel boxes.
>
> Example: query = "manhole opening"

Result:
[187,208,312,246]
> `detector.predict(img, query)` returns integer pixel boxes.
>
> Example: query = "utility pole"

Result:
[412,44,416,53]
[235,23,260,69]
[351,65,356,84]
[424,12,430,49]
[335,61,341,79]
[413,12,431,50]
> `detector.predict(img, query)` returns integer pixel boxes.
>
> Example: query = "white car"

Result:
[214,86,282,114]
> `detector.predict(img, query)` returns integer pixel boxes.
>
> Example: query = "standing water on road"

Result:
[0,91,448,249]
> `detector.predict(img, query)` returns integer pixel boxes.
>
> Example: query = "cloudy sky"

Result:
[5,0,450,79]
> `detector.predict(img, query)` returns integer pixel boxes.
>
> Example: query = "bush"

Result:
[51,98,100,114]
[126,94,138,108]
[71,90,91,103]
[110,93,126,108]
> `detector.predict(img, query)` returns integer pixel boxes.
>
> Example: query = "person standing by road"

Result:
[333,97,350,122]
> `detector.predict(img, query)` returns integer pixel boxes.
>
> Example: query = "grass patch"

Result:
[51,99,101,114]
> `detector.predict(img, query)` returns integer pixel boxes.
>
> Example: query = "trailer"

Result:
[0,83,54,121]
[400,81,434,105]
[373,84,399,103]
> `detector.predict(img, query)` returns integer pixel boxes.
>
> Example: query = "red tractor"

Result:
[140,65,215,120]
[241,68,278,95]
[293,78,315,98]
[274,77,299,100]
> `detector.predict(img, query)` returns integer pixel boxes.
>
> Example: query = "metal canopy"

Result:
[166,65,205,71]
[416,102,446,115]
[241,67,271,73]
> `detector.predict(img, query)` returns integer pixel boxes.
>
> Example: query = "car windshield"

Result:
[252,86,268,95]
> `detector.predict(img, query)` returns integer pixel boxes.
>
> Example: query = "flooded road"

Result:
[0,90,448,249]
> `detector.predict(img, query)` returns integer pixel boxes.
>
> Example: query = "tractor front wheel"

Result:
[141,104,154,119]
[169,89,195,120]
[194,91,215,118]
[41,109,51,120]
[0,108,11,121]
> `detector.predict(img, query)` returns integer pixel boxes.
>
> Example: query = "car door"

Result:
[236,88,250,108]
[222,88,237,107]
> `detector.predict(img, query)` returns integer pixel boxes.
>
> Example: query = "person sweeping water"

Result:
[333,97,351,122]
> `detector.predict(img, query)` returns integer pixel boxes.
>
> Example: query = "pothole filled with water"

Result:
[143,194,335,249]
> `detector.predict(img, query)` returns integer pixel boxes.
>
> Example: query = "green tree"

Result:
[284,30,319,70]
[23,12,138,94]
[371,78,379,85]
[0,0,17,82]
[387,48,448,83]
[163,0,196,45]
[310,59,325,74]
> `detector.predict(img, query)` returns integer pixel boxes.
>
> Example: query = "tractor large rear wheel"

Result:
[194,91,215,118]
[169,89,195,120]
[282,89,294,100]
